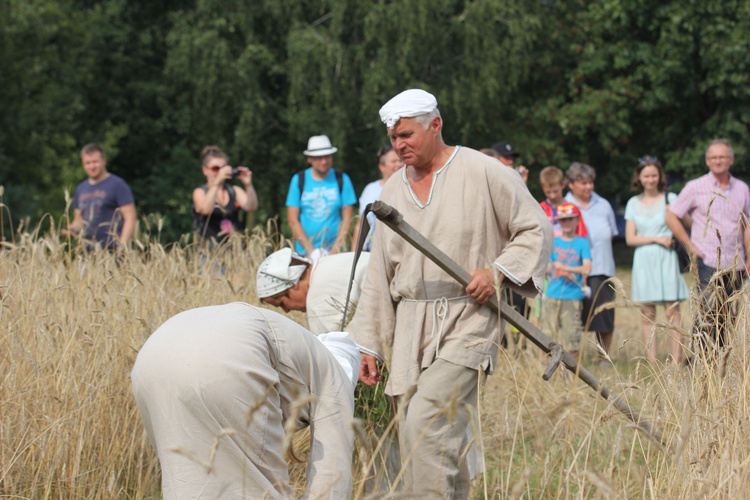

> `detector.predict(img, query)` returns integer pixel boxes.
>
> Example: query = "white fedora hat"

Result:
[303,135,338,156]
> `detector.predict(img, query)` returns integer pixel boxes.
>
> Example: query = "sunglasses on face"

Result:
[208,165,227,172]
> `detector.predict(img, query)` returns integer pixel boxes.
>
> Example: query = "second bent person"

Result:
[256,248,370,334]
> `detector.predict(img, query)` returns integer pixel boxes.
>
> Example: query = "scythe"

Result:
[342,200,665,446]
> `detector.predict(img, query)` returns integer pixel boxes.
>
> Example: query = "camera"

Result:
[231,168,241,178]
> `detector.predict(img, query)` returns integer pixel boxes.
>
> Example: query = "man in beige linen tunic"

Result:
[131,303,360,499]
[347,89,552,497]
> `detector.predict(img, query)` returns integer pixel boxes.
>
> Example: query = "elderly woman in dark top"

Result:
[191,145,258,246]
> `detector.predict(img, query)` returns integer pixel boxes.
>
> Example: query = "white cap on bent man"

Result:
[256,248,311,298]
[379,89,438,129]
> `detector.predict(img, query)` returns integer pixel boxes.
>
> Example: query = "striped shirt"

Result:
[669,172,750,270]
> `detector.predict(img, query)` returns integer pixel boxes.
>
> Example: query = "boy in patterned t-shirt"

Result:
[542,203,591,360]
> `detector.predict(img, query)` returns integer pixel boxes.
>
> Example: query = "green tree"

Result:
[0,0,95,226]
[536,0,750,196]
[3,0,750,242]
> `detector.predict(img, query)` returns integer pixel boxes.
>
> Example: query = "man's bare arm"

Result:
[119,203,137,244]
[666,211,701,258]
[331,205,353,254]
[62,209,84,236]
[287,206,314,255]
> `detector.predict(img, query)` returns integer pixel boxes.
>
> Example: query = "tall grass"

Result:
[1,222,278,498]
[2,222,750,498]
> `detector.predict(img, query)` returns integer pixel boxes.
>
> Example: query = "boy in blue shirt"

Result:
[542,203,592,360]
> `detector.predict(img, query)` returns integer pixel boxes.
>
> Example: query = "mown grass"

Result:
[2,223,749,498]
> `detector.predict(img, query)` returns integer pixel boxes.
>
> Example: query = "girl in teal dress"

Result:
[624,157,689,364]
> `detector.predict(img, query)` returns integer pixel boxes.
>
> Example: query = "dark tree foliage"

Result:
[1,0,749,242]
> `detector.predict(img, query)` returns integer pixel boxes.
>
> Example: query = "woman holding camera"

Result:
[192,145,258,246]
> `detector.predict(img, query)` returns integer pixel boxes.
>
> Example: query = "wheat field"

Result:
[2,225,750,498]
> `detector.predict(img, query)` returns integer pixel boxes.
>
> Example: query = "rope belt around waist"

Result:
[401,295,470,356]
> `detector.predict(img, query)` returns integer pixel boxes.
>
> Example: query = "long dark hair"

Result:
[631,156,666,193]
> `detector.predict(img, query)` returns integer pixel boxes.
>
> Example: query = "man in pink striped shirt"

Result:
[666,138,750,355]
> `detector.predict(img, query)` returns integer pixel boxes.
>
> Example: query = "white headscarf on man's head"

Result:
[256,248,311,299]
[378,89,438,129]
[317,331,362,391]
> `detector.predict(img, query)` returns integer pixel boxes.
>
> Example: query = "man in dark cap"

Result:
[491,141,528,183]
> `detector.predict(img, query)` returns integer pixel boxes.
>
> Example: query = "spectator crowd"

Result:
[64,116,749,372]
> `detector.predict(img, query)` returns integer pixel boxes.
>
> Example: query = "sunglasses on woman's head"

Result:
[638,156,658,166]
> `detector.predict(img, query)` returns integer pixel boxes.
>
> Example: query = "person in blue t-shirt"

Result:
[286,135,357,257]
[62,143,136,250]
[542,203,592,360]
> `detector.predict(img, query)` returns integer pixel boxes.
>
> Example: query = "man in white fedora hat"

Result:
[286,135,357,258]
